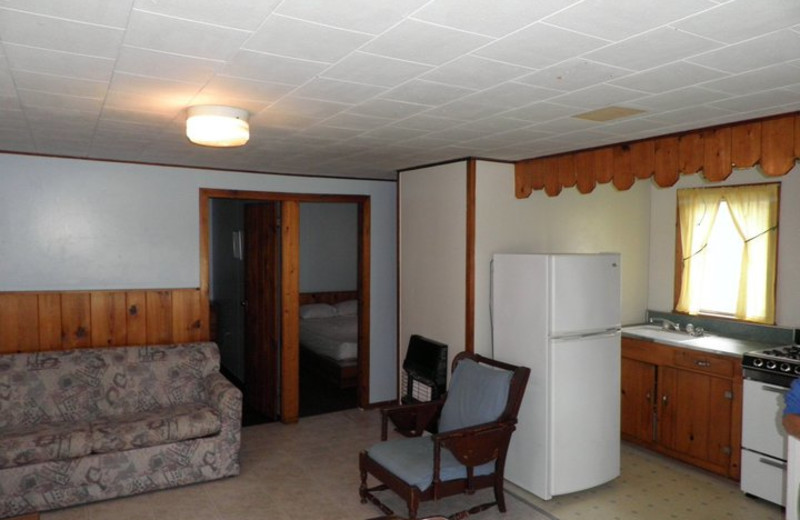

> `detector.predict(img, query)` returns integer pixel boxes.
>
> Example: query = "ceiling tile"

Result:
[544,0,715,41]
[275,0,430,34]
[381,80,475,106]
[391,115,462,132]
[526,117,598,134]
[12,70,108,99]
[3,44,114,82]
[224,50,327,85]
[317,113,391,131]
[0,0,134,28]
[125,10,250,61]
[297,125,364,141]
[585,28,721,71]
[421,55,532,90]
[550,84,647,109]
[610,61,726,94]
[503,102,579,122]
[474,23,609,69]
[292,78,387,104]
[711,88,800,113]
[412,0,579,38]
[464,82,561,109]
[347,99,428,119]
[0,9,124,58]
[110,73,203,111]
[628,87,731,112]
[321,52,432,88]
[199,75,293,104]
[687,29,800,74]
[360,126,426,141]
[647,105,736,125]
[116,46,224,84]
[454,117,532,134]
[517,59,633,92]
[360,19,492,66]
[675,0,800,44]
[244,15,371,63]
[701,63,800,95]
[265,96,349,119]
[133,0,280,30]
[17,89,103,112]
[423,100,505,121]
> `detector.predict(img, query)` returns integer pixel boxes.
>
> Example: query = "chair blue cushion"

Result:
[368,436,494,491]
[438,359,512,433]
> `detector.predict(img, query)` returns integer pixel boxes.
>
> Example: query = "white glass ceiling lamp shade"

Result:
[186,105,250,147]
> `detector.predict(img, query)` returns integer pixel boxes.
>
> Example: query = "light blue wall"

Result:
[299,202,358,292]
[0,153,398,403]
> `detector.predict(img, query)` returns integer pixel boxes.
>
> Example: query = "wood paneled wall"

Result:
[515,112,800,197]
[0,288,208,354]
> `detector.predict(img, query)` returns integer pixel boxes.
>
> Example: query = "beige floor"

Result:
[41,408,783,520]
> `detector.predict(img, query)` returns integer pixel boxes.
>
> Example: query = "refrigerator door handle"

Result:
[551,329,621,341]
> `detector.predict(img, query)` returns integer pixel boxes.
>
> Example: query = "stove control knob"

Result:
[794,366,800,375]
[753,358,764,367]
[766,360,777,370]
[781,363,791,372]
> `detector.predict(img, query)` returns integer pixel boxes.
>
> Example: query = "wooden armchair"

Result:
[359,352,530,520]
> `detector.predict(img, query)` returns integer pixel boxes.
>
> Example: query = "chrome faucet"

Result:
[649,317,680,331]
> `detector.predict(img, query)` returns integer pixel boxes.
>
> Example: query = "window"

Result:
[675,183,779,324]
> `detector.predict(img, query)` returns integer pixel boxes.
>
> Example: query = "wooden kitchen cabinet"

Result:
[621,337,742,480]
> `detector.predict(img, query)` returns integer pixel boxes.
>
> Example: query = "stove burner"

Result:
[743,344,800,386]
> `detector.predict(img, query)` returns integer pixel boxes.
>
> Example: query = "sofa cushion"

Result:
[0,422,92,469]
[91,402,221,453]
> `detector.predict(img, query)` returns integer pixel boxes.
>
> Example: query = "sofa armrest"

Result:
[204,372,243,431]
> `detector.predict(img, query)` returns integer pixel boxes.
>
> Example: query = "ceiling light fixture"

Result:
[186,105,250,147]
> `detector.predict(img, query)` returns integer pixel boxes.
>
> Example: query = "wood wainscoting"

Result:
[0,288,208,353]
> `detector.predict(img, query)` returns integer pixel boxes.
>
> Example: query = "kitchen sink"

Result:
[622,324,696,344]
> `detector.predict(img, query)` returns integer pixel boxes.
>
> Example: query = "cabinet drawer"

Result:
[673,349,735,377]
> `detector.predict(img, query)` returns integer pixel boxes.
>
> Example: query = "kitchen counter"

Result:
[621,324,779,358]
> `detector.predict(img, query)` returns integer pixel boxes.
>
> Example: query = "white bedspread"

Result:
[299,315,358,361]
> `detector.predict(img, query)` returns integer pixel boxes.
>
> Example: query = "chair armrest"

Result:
[204,372,243,431]
[380,400,444,440]
[433,420,517,469]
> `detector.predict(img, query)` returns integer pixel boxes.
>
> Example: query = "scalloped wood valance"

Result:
[515,112,800,198]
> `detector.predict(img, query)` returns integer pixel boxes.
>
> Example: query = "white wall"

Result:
[299,202,358,292]
[399,162,467,371]
[647,164,800,328]
[0,153,397,403]
[474,161,652,356]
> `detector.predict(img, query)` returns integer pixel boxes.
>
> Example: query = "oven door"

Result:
[741,379,788,506]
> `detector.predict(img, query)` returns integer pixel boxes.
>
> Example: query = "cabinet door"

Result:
[621,357,656,442]
[660,366,733,467]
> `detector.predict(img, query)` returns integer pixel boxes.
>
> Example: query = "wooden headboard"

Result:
[299,291,358,306]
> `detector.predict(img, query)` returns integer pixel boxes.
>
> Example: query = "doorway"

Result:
[200,189,371,425]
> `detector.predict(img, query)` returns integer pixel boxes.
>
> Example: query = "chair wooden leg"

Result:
[494,478,507,512]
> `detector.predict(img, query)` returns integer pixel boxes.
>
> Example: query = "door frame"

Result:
[199,188,371,423]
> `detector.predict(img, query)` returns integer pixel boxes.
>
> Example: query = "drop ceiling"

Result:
[0,0,799,180]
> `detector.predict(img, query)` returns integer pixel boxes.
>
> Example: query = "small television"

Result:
[401,335,448,404]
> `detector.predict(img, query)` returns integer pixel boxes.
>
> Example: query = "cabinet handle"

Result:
[662,394,668,407]
[694,360,711,368]
[646,391,651,402]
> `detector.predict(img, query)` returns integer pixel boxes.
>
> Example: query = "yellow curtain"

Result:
[723,184,779,323]
[675,189,723,315]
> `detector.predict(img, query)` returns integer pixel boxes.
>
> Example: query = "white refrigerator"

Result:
[491,253,621,500]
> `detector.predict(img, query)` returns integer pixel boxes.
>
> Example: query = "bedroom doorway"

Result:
[200,189,371,425]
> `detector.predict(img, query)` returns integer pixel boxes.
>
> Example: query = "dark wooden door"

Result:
[620,357,656,443]
[244,202,281,420]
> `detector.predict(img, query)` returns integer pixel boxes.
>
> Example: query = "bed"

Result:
[299,291,359,389]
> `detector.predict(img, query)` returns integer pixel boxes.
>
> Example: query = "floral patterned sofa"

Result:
[0,342,242,518]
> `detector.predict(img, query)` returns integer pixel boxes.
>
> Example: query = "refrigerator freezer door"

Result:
[550,254,621,337]
[550,331,621,495]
